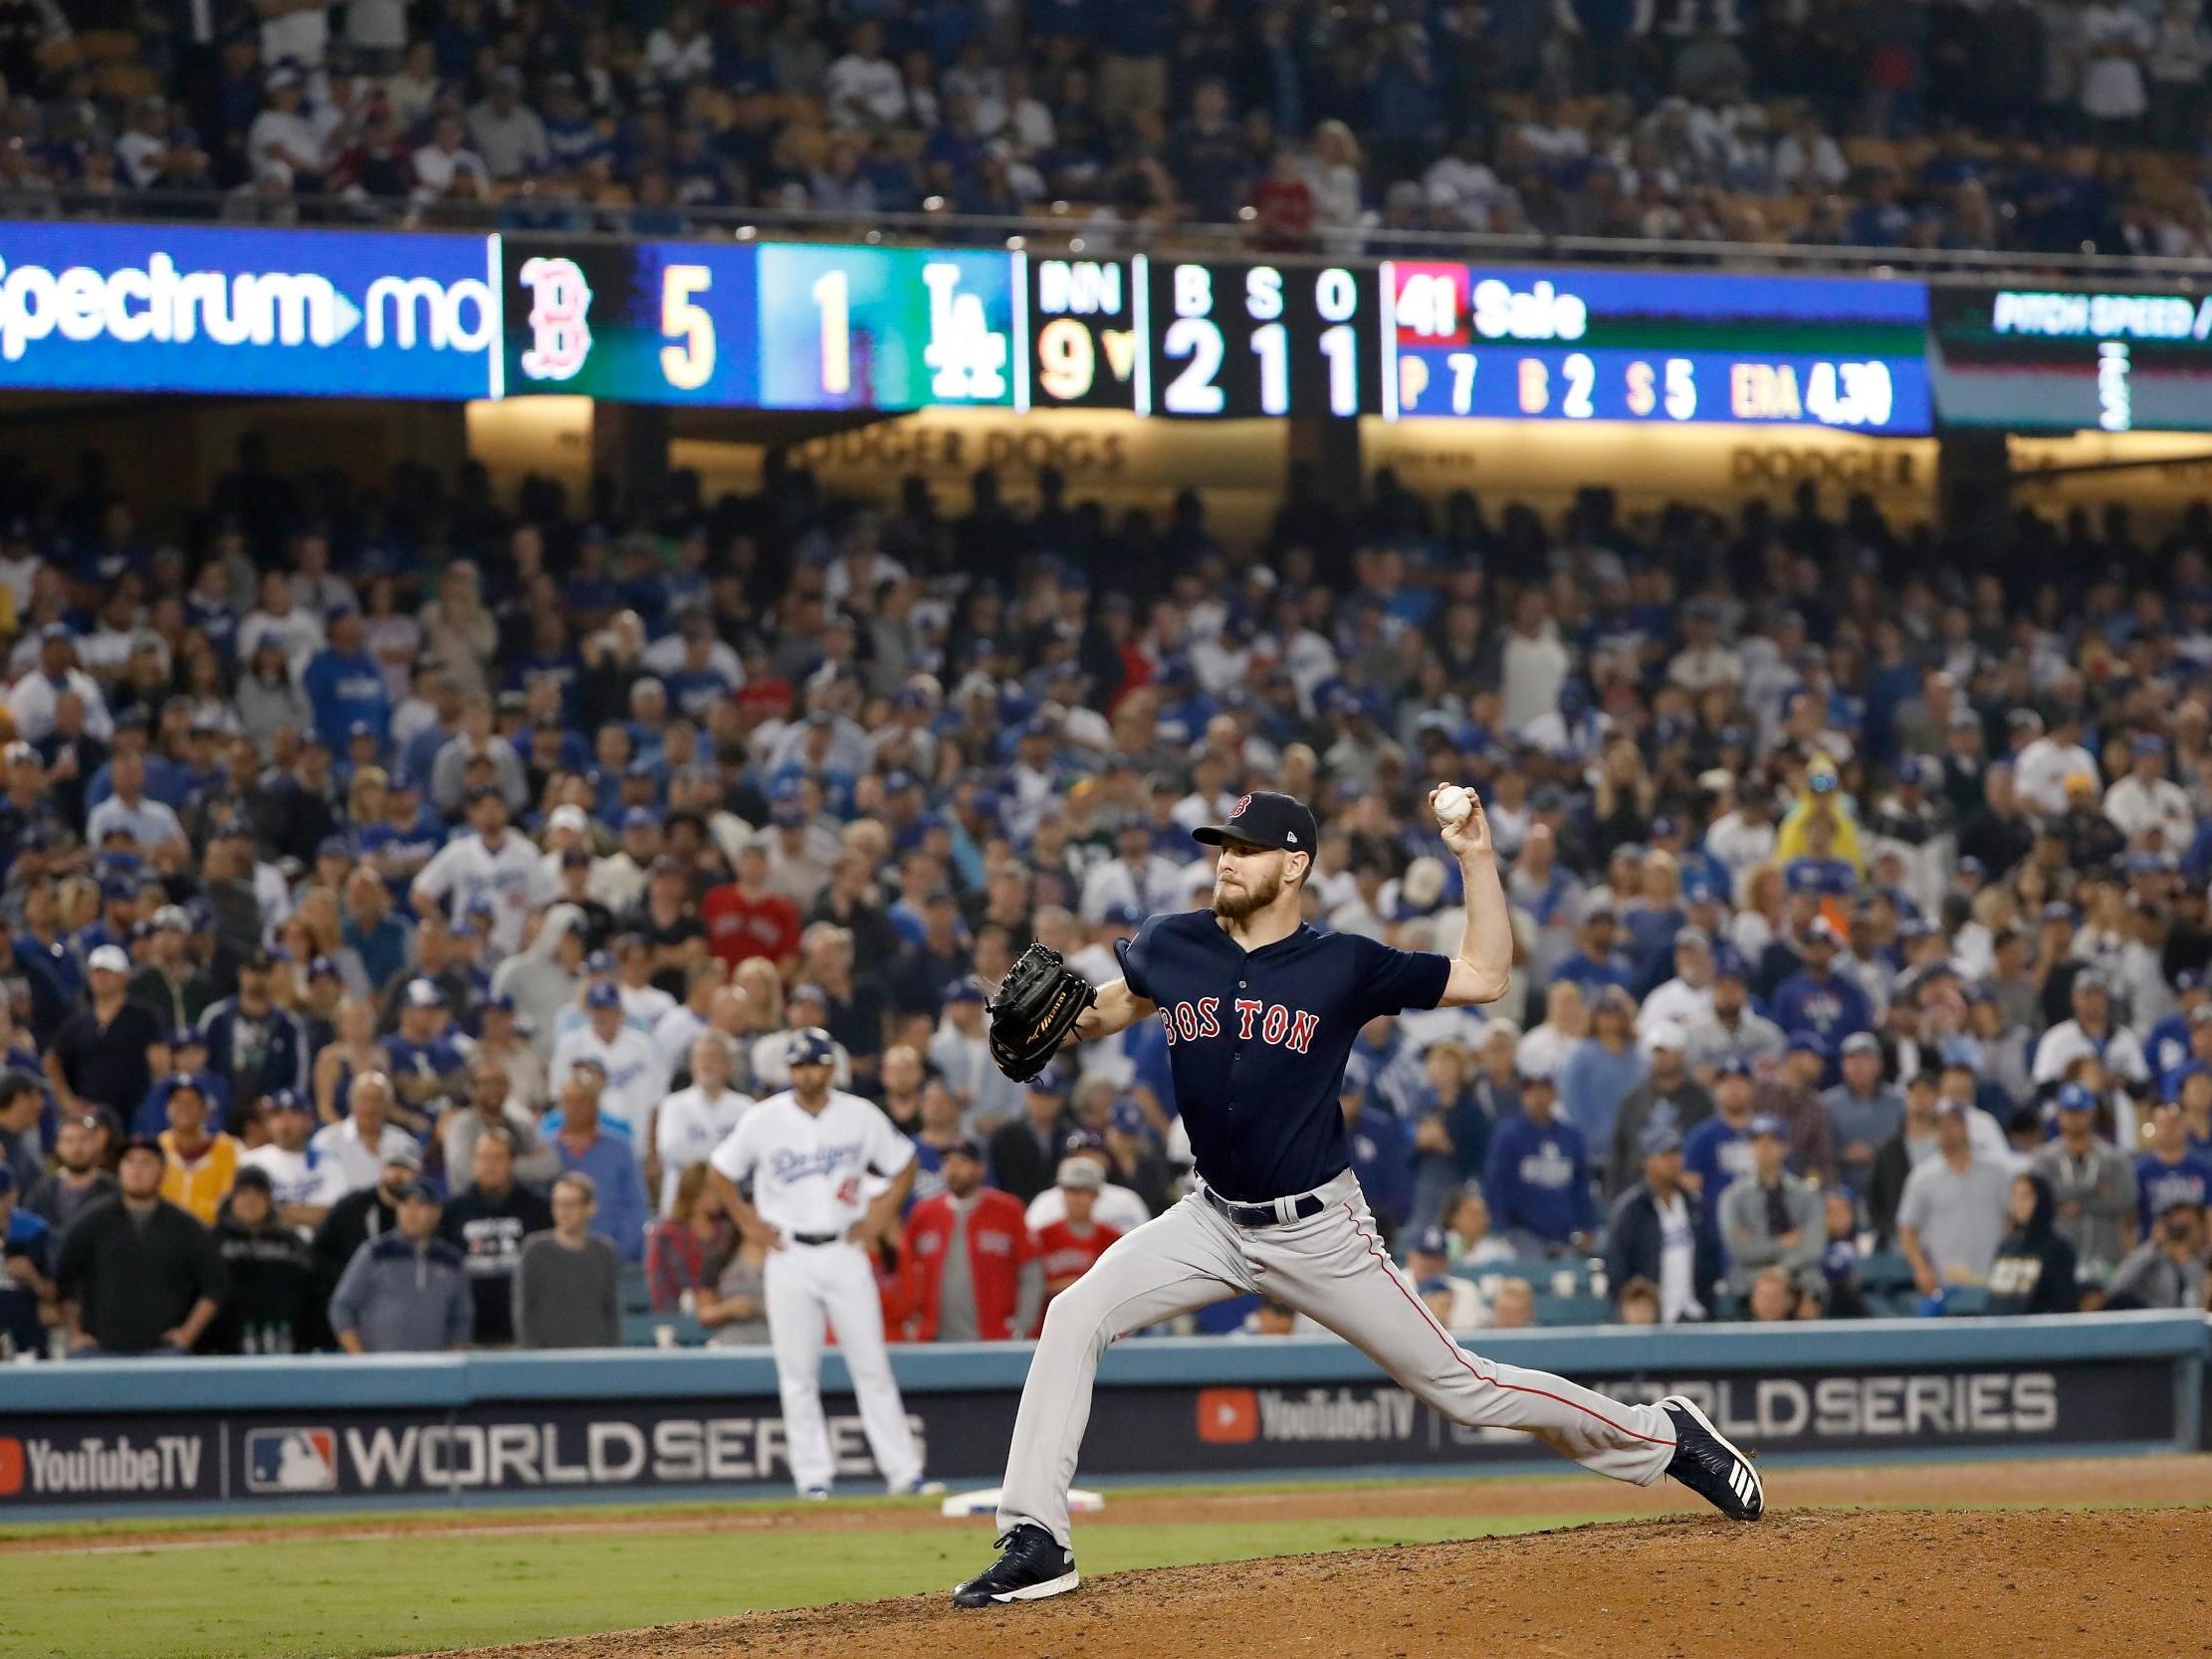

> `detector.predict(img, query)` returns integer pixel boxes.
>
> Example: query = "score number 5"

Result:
[660,264,715,392]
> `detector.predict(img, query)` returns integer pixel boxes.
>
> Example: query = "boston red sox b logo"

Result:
[519,256,593,382]
[1230,793,1251,820]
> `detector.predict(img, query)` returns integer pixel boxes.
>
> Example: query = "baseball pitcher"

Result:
[954,788,1762,1607]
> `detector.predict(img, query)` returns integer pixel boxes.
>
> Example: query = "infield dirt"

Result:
[419,1474,2212,1659]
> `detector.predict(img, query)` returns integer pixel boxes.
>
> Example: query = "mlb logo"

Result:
[245,1428,337,1495]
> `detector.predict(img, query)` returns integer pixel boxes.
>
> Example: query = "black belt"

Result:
[1204,1188,1327,1228]
[788,1231,843,1246]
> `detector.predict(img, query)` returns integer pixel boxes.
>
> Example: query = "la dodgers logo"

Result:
[519,257,593,382]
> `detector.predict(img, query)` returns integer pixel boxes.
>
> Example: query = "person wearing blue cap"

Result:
[2143,970,2209,1093]
[1768,919,1873,1065]
[1682,1057,1759,1209]
[704,1026,936,1500]
[1080,818,1185,927]
[549,976,670,1141]
[1604,1121,1722,1325]
[1718,1114,1827,1308]
[302,608,392,755]
[1339,1057,1414,1231]
[0,1159,55,1356]
[2028,1082,2138,1290]
[1678,948,1787,1081]
[988,1062,1077,1206]
[1479,1063,1595,1257]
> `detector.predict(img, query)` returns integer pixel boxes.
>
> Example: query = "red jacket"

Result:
[900,1188,1035,1342]
[1034,1217,1121,1290]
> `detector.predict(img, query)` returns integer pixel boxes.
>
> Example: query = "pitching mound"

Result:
[434,1507,2211,1659]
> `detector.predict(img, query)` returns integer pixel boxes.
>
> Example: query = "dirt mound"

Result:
[430,1507,2212,1659]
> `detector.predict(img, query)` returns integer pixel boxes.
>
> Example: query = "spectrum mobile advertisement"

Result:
[0,223,503,400]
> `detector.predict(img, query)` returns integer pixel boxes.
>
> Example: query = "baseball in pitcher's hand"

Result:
[1430,783,1493,861]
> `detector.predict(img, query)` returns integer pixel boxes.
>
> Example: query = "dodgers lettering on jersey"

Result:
[1116,911,1450,1203]
[709,1089,916,1236]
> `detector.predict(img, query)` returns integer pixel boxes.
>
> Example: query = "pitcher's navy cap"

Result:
[1193,790,1317,854]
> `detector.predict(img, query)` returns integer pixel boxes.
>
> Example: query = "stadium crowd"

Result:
[8,0,2212,256]
[1,434,2211,1359]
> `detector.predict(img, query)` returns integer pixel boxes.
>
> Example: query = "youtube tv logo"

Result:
[1196,1388,1258,1444]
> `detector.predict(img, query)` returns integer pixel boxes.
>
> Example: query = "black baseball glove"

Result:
[987,942,1097,1082]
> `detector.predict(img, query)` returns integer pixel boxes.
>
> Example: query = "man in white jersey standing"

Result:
[656,1033,755,1213]
[706,1027,939,1499]
[411,786,549,955]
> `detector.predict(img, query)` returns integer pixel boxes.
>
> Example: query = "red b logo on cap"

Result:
[1231,794,1251,819]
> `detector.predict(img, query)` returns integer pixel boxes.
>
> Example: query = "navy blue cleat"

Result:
[1660,1394,1764,1521]
[952,1523,1080,1607]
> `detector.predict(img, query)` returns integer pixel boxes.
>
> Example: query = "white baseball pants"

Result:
[996,1169,1677,1546]
[765,1240,923,1494]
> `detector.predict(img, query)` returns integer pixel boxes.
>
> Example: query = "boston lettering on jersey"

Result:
[1159,996,1320,1053]
[1117,910,1450,1204]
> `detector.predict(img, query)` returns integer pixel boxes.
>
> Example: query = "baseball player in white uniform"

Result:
[707,1027,937,1499]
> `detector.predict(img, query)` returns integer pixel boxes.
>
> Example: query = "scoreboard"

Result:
[504,241,1022,411]
[1381,264,1933,434]
[1929,285,2212,433]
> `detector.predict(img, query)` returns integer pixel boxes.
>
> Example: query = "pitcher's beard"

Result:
[1212,869,1282,921]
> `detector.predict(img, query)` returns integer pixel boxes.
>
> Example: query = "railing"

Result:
[17,187,2212,288]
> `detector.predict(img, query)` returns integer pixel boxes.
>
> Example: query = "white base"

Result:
[939,1486,1105,1520]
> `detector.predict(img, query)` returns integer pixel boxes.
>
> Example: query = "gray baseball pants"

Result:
[996,1169,1677,1546]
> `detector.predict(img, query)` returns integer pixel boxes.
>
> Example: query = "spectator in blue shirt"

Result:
[1558,986,1647,1184]
[548,1062,651,1264]
[1770,919,1874,1053]
[1339,1057,1413,1232]
[1550,907,1633,997]
[1481,1067,1594,1258]
[2135,1101,2212,1241]
[1683,1057,1760,1208]
[302,611,392,754]
[2144,971,2206,1091]
[0,1164,52,1358]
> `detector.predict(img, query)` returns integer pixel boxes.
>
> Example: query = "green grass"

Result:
[1,1510,1602,1659]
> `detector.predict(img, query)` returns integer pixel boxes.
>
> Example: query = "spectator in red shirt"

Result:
[1248,146,1315,251]
[701,837,800,973]
[1033,1158,1123,1301]
[899,1140,1041,1342]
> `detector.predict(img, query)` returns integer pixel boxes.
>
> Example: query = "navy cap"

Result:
[395,1178,441,1204]
[2042,901,2078,925]
[266,1088,309,1114]
[1639,1123,1683,1156]
[1193,790,1318,855]
[784,1026,835,1067]
[2133,732,2167,755]
[1747,1114,1787,1140]
[308,954,338,980]
[1061,1127,1106,1155]
[401,977,444,1010]
[1786,1030,1829,1058]
[100,875,134,903]
[1713,1054,1754,1079]
[1102,901,1144,927]
[583,980,621,1010]
[945,1137,986,1161]
[2177,969,2205,994]
[1109,1097,1148,1137]
[1027,1062,1071,1095]
[2056,1081,2098,1114]
[622,806,661,831]
[316,835,349,861]
[1412,1226,1449,1257]
[944,976,986,1005]
[170,1025,203,1048]
[1712,947,1749,982]
[485,991,517,1014]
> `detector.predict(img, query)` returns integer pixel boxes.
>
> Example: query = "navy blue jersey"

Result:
[1115,911,1450,1202]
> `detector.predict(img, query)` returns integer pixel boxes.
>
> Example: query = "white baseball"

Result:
[1435,783,1474,828]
